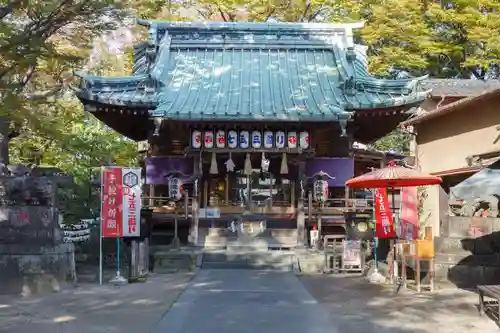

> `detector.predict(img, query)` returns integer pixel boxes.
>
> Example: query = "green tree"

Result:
[0,0,137,165]
[9,96,137,221]
[370,129,411,154]
[358,0,500,78]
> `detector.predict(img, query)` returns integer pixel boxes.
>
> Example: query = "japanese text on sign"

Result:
[101,168,123,238]
[124,187,137,234]
[374,188,396,239]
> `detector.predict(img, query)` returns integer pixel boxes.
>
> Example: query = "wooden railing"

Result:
[142,196,194,216]
[306,198,374,214]
[141,194,385,218]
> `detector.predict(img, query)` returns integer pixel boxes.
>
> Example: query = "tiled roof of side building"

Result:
[73,20,431,122]
[403,87,500,126]
[422,79,500,97]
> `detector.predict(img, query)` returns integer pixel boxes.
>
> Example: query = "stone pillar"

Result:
[296,161,306,247]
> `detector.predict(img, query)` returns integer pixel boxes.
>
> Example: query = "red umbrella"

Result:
[345,161,442,188]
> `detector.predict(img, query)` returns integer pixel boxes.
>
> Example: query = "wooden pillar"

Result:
[224,174,229,205]
[380,154,387,168]
[296,161,306,247]
[149,184,155,207]
[188,155,201,246]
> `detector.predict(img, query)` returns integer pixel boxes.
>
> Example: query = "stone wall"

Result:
[434,216,500,288]
[0,168,76,295]
[0,243,76,295]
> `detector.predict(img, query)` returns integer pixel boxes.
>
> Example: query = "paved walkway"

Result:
[0,273,194,333]
[151,269,337,333]
[2,270,497,333]
[299,274,498,333]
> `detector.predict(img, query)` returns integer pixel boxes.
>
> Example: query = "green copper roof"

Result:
[73,20,431,123]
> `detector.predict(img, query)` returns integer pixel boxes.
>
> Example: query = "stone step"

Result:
[436,253,500,266]
[435,236,500,255]
[151,252,194,273]
[295,252,324,273]
[201,251,295,271]
[434,262,500,288]
[201,261,292,271]
[434,237,469,254]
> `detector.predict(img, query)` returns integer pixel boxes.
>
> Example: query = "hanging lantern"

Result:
[209,152,218,174]
[313,180,329,203]
[239,130,250,149]
[280,153,288,174]
[168,177,183,201]
[243,153,252,175]
[261,152,270,172]
[216,130,226,148]
[263,131,273,149]
[251,130,262,149]
[225,152,235,172]
[227,130,238,148]
[192,130,202,149]
[299,131,309,149]
[287,131,297,148]
[204,131,214,148]
[275,131,285,148]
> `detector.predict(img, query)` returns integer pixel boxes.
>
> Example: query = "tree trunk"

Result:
[0,116,10,167]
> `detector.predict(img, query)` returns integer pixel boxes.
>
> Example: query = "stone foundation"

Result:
[0,243,76,296]
[433,216,500,288]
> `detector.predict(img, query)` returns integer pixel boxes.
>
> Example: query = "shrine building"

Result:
[73,20,430,249]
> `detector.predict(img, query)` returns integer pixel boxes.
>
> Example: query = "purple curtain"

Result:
[145,157,194,184]
[306,158,354,187]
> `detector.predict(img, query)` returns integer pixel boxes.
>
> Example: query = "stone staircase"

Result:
[430,216,500,288]
[434,236,500,287]
[201,250,297,271]
[199,224,299,271]
[198,227,298,250]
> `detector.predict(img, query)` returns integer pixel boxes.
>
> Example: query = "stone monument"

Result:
[0,164,76,295]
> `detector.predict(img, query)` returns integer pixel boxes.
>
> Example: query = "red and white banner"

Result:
[374,188,397,239]
[121,168,141,237]
[101,167,141,238]
[102,167,123,238]
[400,187,419,240]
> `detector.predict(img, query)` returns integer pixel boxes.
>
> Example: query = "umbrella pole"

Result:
[372,190,379,273]
[369,189,385,283]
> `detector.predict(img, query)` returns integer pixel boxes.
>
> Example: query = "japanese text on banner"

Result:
[121,168,141,237]
[400,187,419,240]
[101,168,123,238]
[374,188,397,239]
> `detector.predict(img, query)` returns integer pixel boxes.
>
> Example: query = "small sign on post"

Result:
[343,240,362,267]
[99,167,142,285]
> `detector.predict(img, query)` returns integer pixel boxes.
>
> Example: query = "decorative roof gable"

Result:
[73,20,430,127]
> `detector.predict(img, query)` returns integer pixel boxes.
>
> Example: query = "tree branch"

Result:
[300,3,312,22]
[216,6,229,22]
[307,8,323,22]
[24,86,64,100]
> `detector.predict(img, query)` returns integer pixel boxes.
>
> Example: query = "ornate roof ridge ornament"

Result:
[136,19,365,33]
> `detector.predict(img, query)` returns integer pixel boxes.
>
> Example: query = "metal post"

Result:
[174,216,179,248]
[369,189,385,283]
[116,237,121,277]
[99,167,104,286]
[373,189,378,270]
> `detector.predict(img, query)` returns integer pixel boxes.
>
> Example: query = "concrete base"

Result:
[110,274,128,285]
[151,251,196,273]
[0,243,76,296]
[367,269,386,284]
